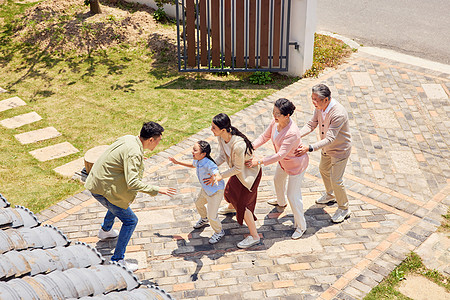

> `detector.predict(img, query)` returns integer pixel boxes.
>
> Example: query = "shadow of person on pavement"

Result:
[154,212,267,281]
[260,204,335,249]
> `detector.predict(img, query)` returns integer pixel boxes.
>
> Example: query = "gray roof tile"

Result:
[0,194,172,299]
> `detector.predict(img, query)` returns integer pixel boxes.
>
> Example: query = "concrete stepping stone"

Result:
[29,142,79,162]
[135,209,175,225]
[53,158,85,178]
[0,96,26,112]
[350,72,374,86]
[422,84,448,99]
[398,275,450,300]
[14,127,61,144]
[371,110,401,128]
[0,87,6,93]
[416,232,450,276]
[0,111,42,129]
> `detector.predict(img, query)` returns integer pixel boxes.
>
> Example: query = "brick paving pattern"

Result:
[37,52,449,299]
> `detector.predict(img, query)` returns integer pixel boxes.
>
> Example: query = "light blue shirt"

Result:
[193,157,225,196]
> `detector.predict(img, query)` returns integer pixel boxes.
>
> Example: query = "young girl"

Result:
[169,141,226,244]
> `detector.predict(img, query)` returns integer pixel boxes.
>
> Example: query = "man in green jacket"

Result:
[85,121,176,271]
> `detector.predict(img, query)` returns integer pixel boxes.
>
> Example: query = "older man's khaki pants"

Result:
[319,152,349,210]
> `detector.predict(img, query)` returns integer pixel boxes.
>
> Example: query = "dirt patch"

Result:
[12,0,177,56]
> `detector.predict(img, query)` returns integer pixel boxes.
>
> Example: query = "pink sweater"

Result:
[253,119,309,175]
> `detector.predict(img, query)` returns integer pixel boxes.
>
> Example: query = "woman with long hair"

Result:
[205,113,262,249]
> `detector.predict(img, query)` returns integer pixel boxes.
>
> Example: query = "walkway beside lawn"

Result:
[37,50,450,300]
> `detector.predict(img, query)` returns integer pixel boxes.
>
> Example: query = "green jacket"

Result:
[85,135,159,209]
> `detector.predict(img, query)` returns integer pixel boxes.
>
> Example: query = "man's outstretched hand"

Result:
[158,187,177,196]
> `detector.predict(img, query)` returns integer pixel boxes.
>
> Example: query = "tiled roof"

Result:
[0,193,172,299]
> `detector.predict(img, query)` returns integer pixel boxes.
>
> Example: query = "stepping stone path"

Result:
[0,91,80,174]
[0,96,26,112]
[53,158,85,178]
[29,142,79,162]
[15,126,61,144]
[0,111,42,129]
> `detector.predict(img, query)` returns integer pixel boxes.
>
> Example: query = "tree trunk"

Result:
[90,0,102,14]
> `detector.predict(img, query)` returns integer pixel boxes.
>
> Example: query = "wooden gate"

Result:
[176,0,292,72]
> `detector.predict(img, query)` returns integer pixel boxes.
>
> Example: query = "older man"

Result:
[295,84,352,223]
[85,121,176,271]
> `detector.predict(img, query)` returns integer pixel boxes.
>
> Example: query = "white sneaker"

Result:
[267,199,286,207]
[193,218,209,229]
[217,205,236,215]
[291,228,306,240]
[237,235,260,249]
[316,193,336,204]
[331,208,351,223]
[209,230,225,244]
[98,228,119,240]
[116,259,139,272]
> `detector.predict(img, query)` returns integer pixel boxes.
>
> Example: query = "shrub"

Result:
[249,71,272,85]
[303,33,354,78]
[153,7,169,23]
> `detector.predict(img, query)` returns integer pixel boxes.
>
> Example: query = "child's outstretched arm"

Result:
[169,157,195,168]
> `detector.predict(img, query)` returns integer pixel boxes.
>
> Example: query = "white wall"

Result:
[283,0,316,77]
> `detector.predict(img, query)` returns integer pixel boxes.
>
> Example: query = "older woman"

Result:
[247,98,309,239]
[205,113,262,249]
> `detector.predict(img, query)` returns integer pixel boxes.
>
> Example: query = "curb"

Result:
[317,30,450,75]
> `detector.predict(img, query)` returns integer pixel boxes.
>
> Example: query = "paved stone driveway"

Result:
[38,52,450,300]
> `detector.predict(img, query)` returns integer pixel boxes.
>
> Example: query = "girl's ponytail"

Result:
[197,140,216,165]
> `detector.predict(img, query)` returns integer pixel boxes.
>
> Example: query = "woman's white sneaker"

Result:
[217,205,236,215]
[291,228,306,240]
[237,235,260,249]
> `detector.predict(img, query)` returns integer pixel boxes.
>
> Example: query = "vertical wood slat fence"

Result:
[176,0,292,72]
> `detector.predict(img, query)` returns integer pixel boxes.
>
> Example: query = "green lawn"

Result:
[0,0,297,212]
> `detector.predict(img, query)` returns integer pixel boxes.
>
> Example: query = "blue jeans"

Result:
[91,193,138,261]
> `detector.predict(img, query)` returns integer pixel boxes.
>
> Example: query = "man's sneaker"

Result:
[331,208,351,223]
[267,199,287,207]
[217,205,236,215]
[98,228,119,240]
[291,228,306,240]
[116,259,138,272]
[237,235,260,249]
[193,218,209,229]
[209,230,225,244]
[316,193,336,204]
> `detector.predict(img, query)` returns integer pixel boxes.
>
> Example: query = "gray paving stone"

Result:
[1,111,42,129]
[29,141,79,161]
[36,52,450,300]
